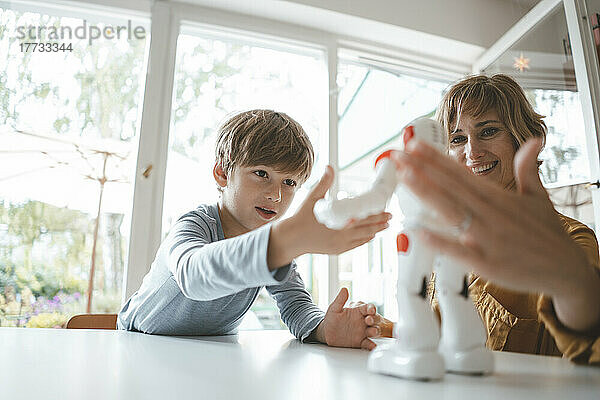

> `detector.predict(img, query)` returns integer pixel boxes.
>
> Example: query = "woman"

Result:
[389,74,600,364]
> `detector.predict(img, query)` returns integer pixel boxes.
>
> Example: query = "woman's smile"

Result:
[469,160,498,175]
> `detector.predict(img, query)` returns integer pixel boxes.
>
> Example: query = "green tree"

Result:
[526,89,580,185]
[0,199,88,298]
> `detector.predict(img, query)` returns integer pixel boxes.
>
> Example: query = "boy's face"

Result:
[216,164,303,236]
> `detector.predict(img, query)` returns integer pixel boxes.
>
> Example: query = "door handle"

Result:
[585,180,600,189]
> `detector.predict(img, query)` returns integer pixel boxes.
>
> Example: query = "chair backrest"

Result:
[66,314,117,330]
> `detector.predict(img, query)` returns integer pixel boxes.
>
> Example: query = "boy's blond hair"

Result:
[436,74,547,149]
[215,109,314,186]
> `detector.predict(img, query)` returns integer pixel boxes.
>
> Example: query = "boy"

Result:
[118,110,390,349]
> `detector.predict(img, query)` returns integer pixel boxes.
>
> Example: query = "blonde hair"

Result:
[435,74,546,149]
[215,109,314,185]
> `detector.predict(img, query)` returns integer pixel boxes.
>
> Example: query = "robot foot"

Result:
[439,345,494,376]
[368,342,445,381]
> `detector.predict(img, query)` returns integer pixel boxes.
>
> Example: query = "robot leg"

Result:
[435,255,494,375]
[368,231,444,380]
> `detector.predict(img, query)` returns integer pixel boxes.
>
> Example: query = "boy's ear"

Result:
[213,163,228,188]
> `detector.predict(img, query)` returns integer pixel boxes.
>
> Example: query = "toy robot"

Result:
[313,118,494,380]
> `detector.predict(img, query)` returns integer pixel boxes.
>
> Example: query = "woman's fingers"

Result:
[514,138,545,196]
[393,155,485,230]
[366,326,380,338]
[377,320,394,338]
[393,141,538,238]
[361,338,376,350]
[402,139,506,210]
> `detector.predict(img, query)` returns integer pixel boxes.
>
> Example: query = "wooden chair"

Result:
[66,314,117,330]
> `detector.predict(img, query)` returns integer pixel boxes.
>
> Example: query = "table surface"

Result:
[1,327,599,400]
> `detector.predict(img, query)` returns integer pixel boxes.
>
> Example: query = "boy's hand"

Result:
[298,166,391,255]
[313,288,384,350]
[269,166,391,270]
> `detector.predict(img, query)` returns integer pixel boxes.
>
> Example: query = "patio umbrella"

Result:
[0,128,136,313]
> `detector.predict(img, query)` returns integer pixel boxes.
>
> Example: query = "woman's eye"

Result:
[254,170,268,178]
[481,127,498,137]
[283,179,297,187]
[450,135,466,145]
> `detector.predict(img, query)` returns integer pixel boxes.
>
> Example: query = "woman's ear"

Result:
[213,164,228,188]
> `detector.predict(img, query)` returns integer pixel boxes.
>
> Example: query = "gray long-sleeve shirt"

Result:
[117,203,325,340]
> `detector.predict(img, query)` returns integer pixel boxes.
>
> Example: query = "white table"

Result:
[1,327,599,400]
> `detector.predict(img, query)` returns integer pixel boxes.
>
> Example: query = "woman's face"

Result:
[448,109,517,188]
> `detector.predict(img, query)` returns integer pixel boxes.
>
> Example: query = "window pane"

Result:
[482,6,590,188]
[164,27,328,329]
[482,5,596,231]
[336,59,447,319]
[0,6,149,327]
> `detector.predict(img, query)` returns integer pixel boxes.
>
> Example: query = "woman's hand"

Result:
[391,138,600,332]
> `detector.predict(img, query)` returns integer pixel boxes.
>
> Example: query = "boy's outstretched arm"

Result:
[268,166,391,270]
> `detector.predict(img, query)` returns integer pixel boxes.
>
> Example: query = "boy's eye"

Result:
[450,135,467,145]
[283,179,297,187]
[254,170,268,178]
[481,127,499,137]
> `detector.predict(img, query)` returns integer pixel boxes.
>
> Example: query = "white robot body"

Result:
[314,118,494,380]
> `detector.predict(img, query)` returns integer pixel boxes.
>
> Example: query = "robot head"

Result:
[373,118,447,171]
[401,118,447,153]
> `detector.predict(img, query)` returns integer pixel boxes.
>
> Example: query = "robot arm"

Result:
[313,118,446,229]
[313,153,397,229]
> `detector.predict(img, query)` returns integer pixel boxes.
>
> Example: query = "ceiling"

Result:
[171,0,540,73]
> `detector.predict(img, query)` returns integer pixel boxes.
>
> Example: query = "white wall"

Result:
[166,0,542,76]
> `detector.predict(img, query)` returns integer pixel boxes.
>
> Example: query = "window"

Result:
[162,25,328,329]
[482,6,590,188]
[482,5,594,230]
[0,5,149,327]
[336,58,448,318]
